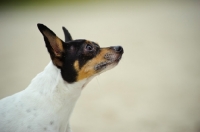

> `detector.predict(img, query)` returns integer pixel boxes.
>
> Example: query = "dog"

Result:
[0,24,124,132]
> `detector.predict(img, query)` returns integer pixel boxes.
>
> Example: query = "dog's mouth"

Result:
[94,53,123,72]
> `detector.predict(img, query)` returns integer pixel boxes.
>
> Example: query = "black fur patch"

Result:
[60,40,100,83]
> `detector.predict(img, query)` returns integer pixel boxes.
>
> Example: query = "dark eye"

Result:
[85,44,93,51]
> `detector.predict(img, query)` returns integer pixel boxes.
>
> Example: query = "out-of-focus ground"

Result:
[0,1,200,132]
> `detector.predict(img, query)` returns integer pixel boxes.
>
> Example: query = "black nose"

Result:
[113,46,123,53]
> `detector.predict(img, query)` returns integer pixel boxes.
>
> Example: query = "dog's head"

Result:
[37,24,123,83]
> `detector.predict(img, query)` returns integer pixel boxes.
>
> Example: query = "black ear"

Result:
[37,23,64,67]
[37,23,64,57]
[62,26,73,42]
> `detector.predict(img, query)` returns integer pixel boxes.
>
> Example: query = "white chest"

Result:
[0,62,88,132]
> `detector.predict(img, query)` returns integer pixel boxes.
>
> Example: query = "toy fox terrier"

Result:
[0,24,124,132]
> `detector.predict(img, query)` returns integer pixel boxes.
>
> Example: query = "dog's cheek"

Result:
[76,65,97,81]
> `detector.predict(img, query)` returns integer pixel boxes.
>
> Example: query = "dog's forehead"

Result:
[85,40,98,45]
[89,41,100,47]
[66,39,85,46]
[66,39,91,45]
[64,39,99,50]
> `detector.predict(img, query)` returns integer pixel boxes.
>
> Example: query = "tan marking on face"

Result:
[74,60,79,71]
[76,48,111,81]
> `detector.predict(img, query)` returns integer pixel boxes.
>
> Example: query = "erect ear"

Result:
[62,26,73,42]
[37,23,64,57]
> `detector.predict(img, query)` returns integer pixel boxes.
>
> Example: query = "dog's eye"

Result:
[85,44,93,51]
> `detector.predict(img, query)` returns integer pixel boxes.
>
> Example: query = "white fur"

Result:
[0,61,91,132]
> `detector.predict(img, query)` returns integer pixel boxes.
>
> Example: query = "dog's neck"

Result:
[21,62,91,130]
[26,61,90,104]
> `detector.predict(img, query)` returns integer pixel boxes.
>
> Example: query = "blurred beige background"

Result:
[0,1,200,132]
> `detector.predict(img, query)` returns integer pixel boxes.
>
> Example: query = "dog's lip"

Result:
[95,54,122,71]
[97,53,123,68]
[115,54,123,62]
